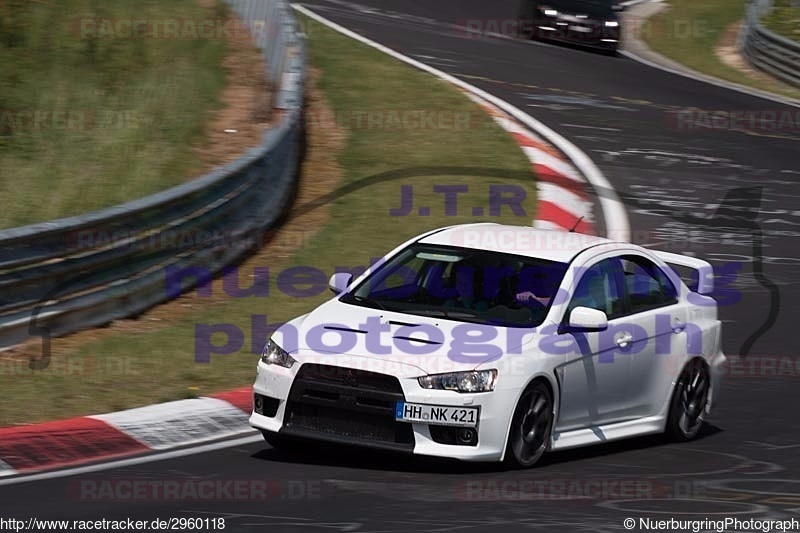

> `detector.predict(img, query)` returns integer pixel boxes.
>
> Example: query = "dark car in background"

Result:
[518,0,625,54]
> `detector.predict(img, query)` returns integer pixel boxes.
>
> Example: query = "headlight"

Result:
[543,8,558,16]
[260,339,296,368]
[418,370,497,393]
[604,21,619,27]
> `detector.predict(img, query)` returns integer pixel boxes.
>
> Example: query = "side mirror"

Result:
[567,306,608,331]
[329,273,353,295]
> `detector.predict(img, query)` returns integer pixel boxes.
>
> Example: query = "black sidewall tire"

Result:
[666,359,710,442]
[261,430,285,449]
[504,381,554,469]
[262,431,318,456]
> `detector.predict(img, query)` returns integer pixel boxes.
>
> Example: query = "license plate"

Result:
[395,402,478,427]
[569,25,592,33]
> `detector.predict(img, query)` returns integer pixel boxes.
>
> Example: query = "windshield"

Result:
[560,0,613,6]
[548,0,615,11]
[341,244,569,327]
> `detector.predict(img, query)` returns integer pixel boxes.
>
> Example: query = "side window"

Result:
[621,255,678,314]
[568,259,624,319]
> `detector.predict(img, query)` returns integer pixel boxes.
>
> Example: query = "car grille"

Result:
[554,14,606,40]
[282,364,414,451]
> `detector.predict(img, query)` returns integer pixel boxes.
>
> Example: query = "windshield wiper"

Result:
[412,308,491,325]
[353,294,389,311]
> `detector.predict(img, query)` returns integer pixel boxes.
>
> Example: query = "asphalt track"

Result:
[2,1,799,531]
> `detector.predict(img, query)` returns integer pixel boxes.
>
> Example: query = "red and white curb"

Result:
[461,91,596,235]
[0,388,252,477]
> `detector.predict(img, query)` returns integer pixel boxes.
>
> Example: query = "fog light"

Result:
[457,427,478,445]
[253,394,280,417]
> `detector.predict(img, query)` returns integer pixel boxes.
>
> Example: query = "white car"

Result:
[249,224,727,467]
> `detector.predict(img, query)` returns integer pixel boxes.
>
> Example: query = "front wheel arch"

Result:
[502,376,557,468]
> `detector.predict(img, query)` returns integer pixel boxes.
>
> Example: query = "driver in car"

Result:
[514,268,554,308]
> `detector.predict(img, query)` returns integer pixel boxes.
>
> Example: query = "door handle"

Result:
[672,317,686,333]
[615,332,634,348]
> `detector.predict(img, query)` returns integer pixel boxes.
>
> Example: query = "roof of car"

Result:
[418,223,621,263]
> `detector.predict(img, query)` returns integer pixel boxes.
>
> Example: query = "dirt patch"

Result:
[1,67,344,370]
[193,5,273,169]
[715,21,797,91]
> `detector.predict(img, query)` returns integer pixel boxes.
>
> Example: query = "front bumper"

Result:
[532,18,620,49]
[249,360,511,462]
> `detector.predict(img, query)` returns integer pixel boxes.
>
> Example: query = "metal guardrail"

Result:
[0,0,306,350]
[742,0,800,87]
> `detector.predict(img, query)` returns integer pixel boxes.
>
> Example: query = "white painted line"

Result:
[0,459,17,478]
[412,54,457,64]
[489,115,537,139]
[538,182,593,219]
[620,49,800,110]
[92,398,251,450]
[561,123,623,132]
[292,3,631,241]
[467,93,585,196]
[0,434,262,486]
[522,146,585,183]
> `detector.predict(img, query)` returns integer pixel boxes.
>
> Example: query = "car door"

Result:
[554,256,634,431]
[618,254,688,418]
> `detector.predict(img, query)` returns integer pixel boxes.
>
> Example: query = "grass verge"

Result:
[642,0,800,101]
[0,0,228,229]
[0,13,535,425]
[763,0,800,42]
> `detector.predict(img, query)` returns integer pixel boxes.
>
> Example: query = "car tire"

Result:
[262,430,316,455]
[261,430,286,449]
[504,380,554,468]
[665,358,710,442]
